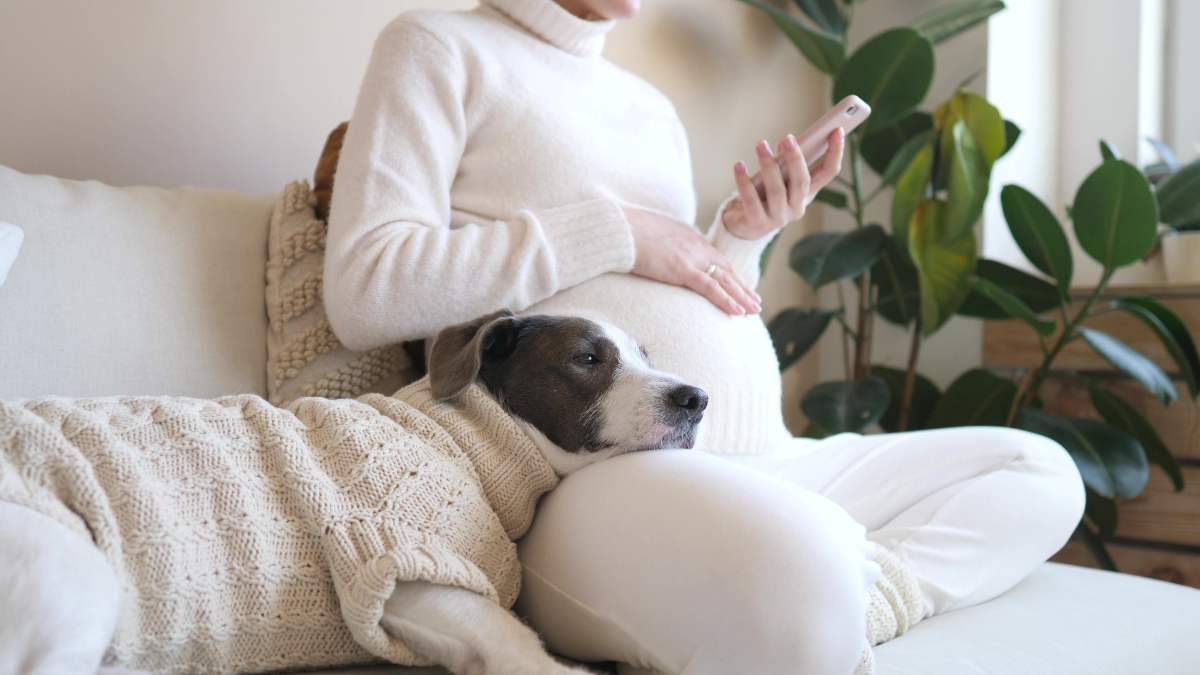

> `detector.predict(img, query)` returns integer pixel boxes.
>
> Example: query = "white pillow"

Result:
[0,221,22,287]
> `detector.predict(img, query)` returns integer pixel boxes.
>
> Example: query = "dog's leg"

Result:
[382,581,592,675]
[0,503,122,675]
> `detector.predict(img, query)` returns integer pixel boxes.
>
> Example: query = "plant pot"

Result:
[1162,230,1200,286]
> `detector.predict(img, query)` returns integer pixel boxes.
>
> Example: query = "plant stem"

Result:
[1005,367,1037,427]
[1019,269,1115,411]
[836,282,853,379]
[848,136,873,379]
[897,317,923,431]
[834,313,858,339]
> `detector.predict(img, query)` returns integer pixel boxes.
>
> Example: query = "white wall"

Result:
[0,1,472,193]
[0,0,827,430]
[985,0,1171,288]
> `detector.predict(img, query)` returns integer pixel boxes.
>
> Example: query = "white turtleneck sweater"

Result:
[325,0,791,453]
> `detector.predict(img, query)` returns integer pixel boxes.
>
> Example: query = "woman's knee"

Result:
[518,451,871,675]
[995,427,1085,516]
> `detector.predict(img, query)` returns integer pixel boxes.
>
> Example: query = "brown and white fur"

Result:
[0,310,706,675]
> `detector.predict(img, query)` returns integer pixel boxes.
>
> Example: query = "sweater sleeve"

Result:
[323,20,636,351]
[705,192,780,291]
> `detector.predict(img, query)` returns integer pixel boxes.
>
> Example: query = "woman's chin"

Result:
[594,0,640,20]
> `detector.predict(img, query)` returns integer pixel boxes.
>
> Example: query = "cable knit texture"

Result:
[0,380,558,674]
[324,0,789,454]
[266,180,418,405]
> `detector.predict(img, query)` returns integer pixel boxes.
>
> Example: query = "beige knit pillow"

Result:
[265,180,417,405]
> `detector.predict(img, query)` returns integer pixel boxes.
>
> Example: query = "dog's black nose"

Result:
[667,385,708,420]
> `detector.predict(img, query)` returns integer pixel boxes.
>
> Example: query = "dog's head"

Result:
[427,310,707,475]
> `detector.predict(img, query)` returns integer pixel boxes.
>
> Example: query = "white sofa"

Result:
[2,163,1198,674]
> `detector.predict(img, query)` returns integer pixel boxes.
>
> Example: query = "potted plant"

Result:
[736,0,1020,433]
[738,0,1197,570]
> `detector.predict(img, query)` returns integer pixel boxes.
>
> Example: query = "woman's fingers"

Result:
[732,160,766,224]
[781,134,812,213]
[685,267,745,316]
[756,140,787,219]
[809,128,846,199]
[717,264,762,313]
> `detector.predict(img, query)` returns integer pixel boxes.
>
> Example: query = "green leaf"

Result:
[1090,385,1185,491]
[971,276,1056,336]
[891,144,933,245]
[813,187,849,209]
[792,0,844,36]
[1072,160,1159,269]
[736,0,846,74]
[1079,328,1178,404]
[878,131,934,188]
[789,225,888,289]
[908,200,977,334]
[833,28,935,131]
[934,91,1007,167]
[1145,137,1179,171]
[1099,139,1121,162]
[1157,158,1200,228]
[1016,408,1149,499]
[872,366,942,431]
[958,259,1061,318]
[943,120,990,240]
[768,308,836,372]
[860,111,933,175]
[1111,297,1200,397]
[1086,490,1119,538]
[927,368,1017,427]
[801,376,892,433]
[911,0,1006,45]
[1000,185,1074,296]
[872,237,920,325]
[1000,119,1021,158]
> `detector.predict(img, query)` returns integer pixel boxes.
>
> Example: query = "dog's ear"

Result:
[428,309,518,401]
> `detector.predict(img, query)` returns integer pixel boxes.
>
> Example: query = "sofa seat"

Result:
[5,167,1198,675]
[874,562,1200,674]
[307,562,1200,675]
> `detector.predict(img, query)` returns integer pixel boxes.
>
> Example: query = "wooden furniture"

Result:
[983,284,1200,589]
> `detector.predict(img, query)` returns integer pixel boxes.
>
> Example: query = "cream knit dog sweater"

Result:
[324,0,793,454]
[0,380,558,674]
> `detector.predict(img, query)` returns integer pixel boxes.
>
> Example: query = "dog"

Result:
[0,310,707,675]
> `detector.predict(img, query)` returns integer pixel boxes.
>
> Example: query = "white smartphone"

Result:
[752,94,872,200]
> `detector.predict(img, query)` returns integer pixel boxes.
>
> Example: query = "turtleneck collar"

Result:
[397,378,560,539]
[483,0,615,57]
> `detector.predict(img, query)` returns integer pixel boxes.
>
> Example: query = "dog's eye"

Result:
[573,353,600,366]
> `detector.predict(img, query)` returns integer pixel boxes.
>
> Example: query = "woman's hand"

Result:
[624,207,762,316]
[722,128,846,240]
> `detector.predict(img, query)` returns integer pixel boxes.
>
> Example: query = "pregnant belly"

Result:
[526,273,790,454]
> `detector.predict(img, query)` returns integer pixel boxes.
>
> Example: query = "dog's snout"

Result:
[667,385,708,419]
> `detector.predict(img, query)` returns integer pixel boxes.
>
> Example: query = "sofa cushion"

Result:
[0,221,22,287]
[264,180,417,405]
[874,562,1200,674]
[0,164,274,398]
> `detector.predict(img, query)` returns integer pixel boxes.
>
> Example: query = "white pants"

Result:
[516,426,1087,675]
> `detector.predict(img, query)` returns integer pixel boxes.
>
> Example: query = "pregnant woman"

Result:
[324,0,1086,672]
